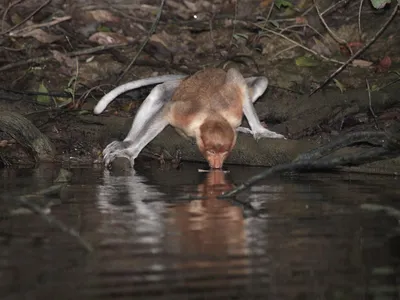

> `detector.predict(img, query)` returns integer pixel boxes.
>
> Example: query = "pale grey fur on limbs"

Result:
[98,79,183,166]
[94,70,285,167]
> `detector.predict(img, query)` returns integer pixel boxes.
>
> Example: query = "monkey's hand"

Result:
[237,126,286,140]
[102,141,136,167]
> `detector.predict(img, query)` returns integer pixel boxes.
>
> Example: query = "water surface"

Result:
[1,162,399,299]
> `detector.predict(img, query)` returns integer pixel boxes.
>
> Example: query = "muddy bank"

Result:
[0,0,399,173]
[1,84,399,174]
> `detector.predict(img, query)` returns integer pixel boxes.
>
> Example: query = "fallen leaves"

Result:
[351,59,373,68]
[88,32,132,45]
[339,41,363,56]
[36,83,50,105]
[84,10,121,23]
[370,0,391,9]
[375,56,392,73]
[8,17,71,43]
[295,55,319,67]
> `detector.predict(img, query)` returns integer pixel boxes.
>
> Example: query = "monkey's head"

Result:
[197,116,237,169]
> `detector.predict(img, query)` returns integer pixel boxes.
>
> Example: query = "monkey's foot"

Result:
[237,127,286,140]
[236,127,253,134]
[254,128,286,140]
[102,141,136,167]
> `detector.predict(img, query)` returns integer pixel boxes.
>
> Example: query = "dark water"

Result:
[0,162,399,300]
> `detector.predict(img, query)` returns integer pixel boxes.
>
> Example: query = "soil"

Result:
[0,0,399,173]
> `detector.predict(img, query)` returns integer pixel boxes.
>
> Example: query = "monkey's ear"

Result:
[225,68,246,86]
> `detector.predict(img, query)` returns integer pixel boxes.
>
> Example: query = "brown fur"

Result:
[199,115,235,152]
[165,68,246,168]
[167,68,245,134]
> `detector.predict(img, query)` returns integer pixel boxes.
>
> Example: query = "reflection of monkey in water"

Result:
[94,68,285,169]
[169,170,247,261]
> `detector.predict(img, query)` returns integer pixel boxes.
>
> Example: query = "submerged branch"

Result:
[220,127,400,198]
[15,169,93,252]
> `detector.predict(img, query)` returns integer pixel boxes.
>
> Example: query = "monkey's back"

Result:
[168,68,244,134]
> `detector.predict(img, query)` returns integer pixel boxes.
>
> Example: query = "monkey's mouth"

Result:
[208,162,224,169]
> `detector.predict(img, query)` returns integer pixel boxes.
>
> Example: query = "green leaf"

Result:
[269,20,279,28]
[333,79,346,93]
[370,84,380,91]
[275,0,293,9]
[232,33,248,41]
[36,83,50,105]
[78,110,90,115]
[97,25,111,32]
[67,76,77,88]
[54,97,72,108]
[295,56,319,67]
[370,0,391,9]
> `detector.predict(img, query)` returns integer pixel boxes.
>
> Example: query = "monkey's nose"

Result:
[209,161,223,169]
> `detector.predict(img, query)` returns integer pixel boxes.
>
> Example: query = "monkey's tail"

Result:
[93,75,186,114]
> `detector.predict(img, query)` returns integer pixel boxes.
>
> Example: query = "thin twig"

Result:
[295,131,387,161]
[358,0,365,40]
[0,43,129,72]
[76,84,114,106]
[116,0,166,84]
[220,147,397,198]
[209,12,216,52]
[279,24,326,40]
[9,16,71,37]
[229,0,238,46]
[271,45,297,59]
[262,0,275,28]
[15,169,93,252]
[313,0,352,55]
[365,79,379,129]
[1,0,23,32]
[72,57,79,107]
[0,0,51,35]
[377,71,400,91]
[255,23,344,65]
[321,0,349,16]
[309,3,399,96]
[18,196,93,252]
[301,4,315,16]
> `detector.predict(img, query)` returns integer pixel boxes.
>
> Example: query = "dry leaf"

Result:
[295,16,307,24]
[17,28,62,43]
[295,55,319,67]
[51,50,77,69]
[146,31,176,61]
[375,56,391,73]
[183,0,198,12]
[88,32,131,45]
[85,10,120,23]
[0,140,9,147]
[37,83,51,105]
[351,59,373,68]
[340,41,363,56]
[260,0,274,7]
[333,79,346,93]
[378,110,400,121]
[311,37,332,57]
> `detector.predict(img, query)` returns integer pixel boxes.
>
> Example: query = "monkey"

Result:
[94,68,285,169]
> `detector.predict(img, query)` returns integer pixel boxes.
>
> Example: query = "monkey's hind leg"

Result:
[238,76,285,139]
[102,80,181,167]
